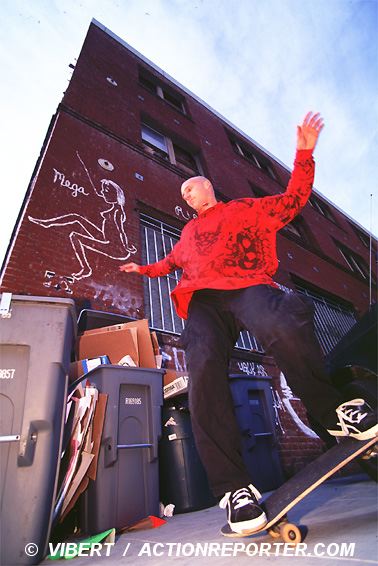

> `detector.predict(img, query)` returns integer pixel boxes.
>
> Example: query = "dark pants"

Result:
[180,285,343,497]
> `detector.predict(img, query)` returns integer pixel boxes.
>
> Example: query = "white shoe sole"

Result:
[230,511,268,535]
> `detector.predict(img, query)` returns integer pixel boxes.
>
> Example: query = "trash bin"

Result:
[0,293,76,565]
[81,365,163,534]
[229,374,284,492]
[159,396,216,513]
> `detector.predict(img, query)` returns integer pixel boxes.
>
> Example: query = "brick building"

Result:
[1,20,376,479]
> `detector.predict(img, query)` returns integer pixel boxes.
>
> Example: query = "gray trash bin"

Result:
[0,293,76,565]
[81,365,163,534]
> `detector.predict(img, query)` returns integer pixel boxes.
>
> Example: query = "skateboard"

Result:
[221,435,377,544]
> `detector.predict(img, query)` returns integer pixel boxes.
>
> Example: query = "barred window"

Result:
[140,213,263,352]
[294,283,357,355]
[141,214,184,334]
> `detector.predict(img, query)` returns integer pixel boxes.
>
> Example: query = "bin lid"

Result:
[0,293,77,336]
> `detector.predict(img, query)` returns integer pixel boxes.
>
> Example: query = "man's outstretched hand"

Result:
[297,112,324,151]
[119,262,141,273]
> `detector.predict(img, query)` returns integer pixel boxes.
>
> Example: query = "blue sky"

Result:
[1,0,377,266]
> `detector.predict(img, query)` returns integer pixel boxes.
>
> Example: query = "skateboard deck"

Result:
[221,435,377,543]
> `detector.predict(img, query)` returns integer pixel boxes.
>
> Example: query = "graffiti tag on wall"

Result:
[28,151,137,283]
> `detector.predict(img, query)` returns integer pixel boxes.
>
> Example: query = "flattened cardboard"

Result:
[117,320,156,368]
[87,393,107,481]
[78,320,156,368]
[77,326,138,366]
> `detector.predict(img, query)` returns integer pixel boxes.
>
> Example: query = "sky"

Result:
[1,0,377,267]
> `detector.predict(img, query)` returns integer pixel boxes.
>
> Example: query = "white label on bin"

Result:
[0,369,15,379]
[125,397,142,405]
[168,433,177,441]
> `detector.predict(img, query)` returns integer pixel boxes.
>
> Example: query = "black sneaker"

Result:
[327,398,378,441]
[219,484,267,534]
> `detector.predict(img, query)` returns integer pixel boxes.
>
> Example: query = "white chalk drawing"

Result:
[237,361,268,377]
[174,205,197,221]
[277,372,319,438]
[28,151,137,280]
[160,347,187,372]
[172,347,187,372]
[43,270,74,294]
[270,386,285,434]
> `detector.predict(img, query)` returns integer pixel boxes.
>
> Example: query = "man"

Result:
[120,112,377,535]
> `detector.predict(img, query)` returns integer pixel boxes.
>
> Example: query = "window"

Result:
[141,124,169,160]
[350,224,371,248]
[293,278,357,355]
[141,122,202,176]
[248,182,269,198]
[336,243,371,280]
[140,213,263,352]
[228,134,276,179]
[139,68,186,114]
[141,214,184,334]
[309,194,335,222]
[281,217,313,246]
[282,221,302,239]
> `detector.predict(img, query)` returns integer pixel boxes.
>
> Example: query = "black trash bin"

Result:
[159,396,216,513]
[229,374,284,492]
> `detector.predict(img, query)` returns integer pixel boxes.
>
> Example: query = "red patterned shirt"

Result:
[140,149,314,319]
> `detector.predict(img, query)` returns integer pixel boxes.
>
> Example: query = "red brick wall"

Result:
[1,21,375,478]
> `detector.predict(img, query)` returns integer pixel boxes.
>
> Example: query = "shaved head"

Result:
[180,176,217,214]
[181,176,213,194]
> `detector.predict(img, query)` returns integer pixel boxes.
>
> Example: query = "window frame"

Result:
[138,68,187,115]
[228,133,277,180]
[309,194,336,223]
[141,121,203,176]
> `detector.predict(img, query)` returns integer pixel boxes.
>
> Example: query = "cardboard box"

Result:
[77,319,156,368]
[163,370,189,399]
[69,356,110,383]
[77,326,138,366]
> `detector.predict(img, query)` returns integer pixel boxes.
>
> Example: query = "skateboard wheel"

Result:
[280,523,302,544]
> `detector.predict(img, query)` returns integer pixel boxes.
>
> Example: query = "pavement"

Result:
[40,473,378,566]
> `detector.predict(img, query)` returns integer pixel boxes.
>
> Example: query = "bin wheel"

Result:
[280,522,302,544]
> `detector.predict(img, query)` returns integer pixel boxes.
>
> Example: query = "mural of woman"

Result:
[28,151,137,280]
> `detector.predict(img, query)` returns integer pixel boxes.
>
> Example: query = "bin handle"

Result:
[0,435,20,443]
[104,436,116,467]
[18,422,39,467]
[0,292,12,318]
[104,438,154,467]
[117,443,152,449]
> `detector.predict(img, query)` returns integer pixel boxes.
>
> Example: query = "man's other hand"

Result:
[297,112,324,151]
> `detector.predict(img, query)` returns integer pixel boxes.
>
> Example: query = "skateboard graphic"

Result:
[221,435,377,544]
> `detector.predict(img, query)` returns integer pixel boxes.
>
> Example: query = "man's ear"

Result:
[204,179,212,191]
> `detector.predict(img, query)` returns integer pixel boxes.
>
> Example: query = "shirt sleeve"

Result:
[256,148,314,231]
[139,243,181,278]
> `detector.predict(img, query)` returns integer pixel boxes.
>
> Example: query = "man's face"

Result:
[181,178,209,212]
